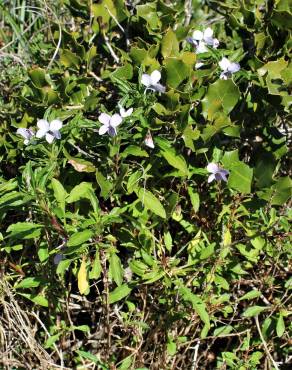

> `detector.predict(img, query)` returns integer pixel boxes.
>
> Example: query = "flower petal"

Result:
[192,30,203,41]
[150,70,161,85]
[206,163,219,173]
[46,133,55,143]
[17,128,30,139]
[108,126,117,137]
[120,107,133,118]
[110,114,122,127]
[219,57,231,71]
[36,129,47,138]
[208,174,216,183]
[37,119,49,131]
[153,83,166,93]
[196,41,208,53]
[212,38,219,48]
[228,62,240,73]
[50,119,62,131]
[98,113,111,125]
[51,130,61,139]
[99,125,109,135]
[141,73,151,87]
[220,71,229,80]
[203,27,213,39]
[195,62,204,69]
[220,172,229,182]
[145,134,154,149]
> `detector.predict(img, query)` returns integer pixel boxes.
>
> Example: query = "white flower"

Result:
[141,70,165,93]
[36,119,63,144]
[119,106,133,118]
[188,27,219,54]
[207,163,229,183]
[219,57,240,80]
[144,132,155,148]
[98,113,122,136]
[16,128,35,145]
[195,62,204,69]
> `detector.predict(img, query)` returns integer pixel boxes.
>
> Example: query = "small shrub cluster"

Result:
[0,0,291,369]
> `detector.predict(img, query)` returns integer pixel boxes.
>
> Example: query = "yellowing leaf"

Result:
[223,229,232,246]
[68,159,95,173]
[78,257,89,295]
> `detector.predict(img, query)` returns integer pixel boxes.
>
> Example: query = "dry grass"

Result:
[0,279,65,370]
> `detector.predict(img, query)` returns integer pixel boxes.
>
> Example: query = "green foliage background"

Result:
[0,0,291,369]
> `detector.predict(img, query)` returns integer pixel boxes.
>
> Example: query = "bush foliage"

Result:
[0,0,291,369]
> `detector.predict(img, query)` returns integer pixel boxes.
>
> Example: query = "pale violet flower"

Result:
[187,27,219,53]
[98,113,122,136]
[141,70,165,93]
[36,119,63,144]
[53,253,64,265]
[144,132,155,149]
[119,106,133,118]
[16,128,35,145]
[207,163,229,183]
[219,57,240,80]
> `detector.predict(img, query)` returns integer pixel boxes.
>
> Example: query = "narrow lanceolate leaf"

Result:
[242,305,268,317]
[67,230,93,247]
[178,284,210,328]
[160,146,188,176]
[109,252,124,286]
[276,314,285,337]
[78,257,89,295]
[109,284,132,304]
[51,178,67,214]
[7,222,42,240]
[136,188,166,219]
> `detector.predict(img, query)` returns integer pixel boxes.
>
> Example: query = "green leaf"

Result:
[164,58,190,88]
[67,230,93,247]
[239,290,262,301]
[89,251,102,279]
[161,29,179,58]
[45,333,60,349]
[202,79,240,120]
[67,182,99,212]
[200,244,214,260]
[228,162,253,193]
[109,252,124,286]
[159,145,188,176]
[19,294,49,307]
[6,222,42,240]
[270,177,292,205]
[29,68,48,88]
[15,277,44,289]
[111,63,133,80]
[66,182,93,203]
[51,178,67,215]
[188,187,200,213]
[76,350,108,369]
[136,3,161,30]
[136,188,166,219]
[96,171,113,199]
[109,284,132,304]
[178,284,210,328]
[121,145,149,158]
[242,306,268,317]
[276,314,285,337]
[167,340,177,356]
[60,49,81,68]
